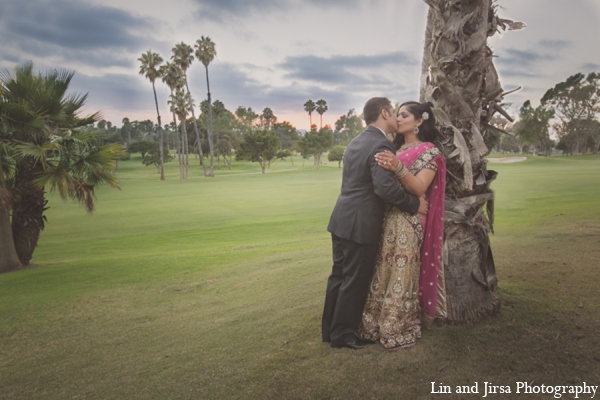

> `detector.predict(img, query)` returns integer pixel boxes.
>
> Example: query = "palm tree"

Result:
[194,36,217,177]
[260,107,276,130]
[0,62,124,271]
[160,61,186,179]
[169,88,192,179]
[138,50,165,181]
[122,117,134,147]
[172,42,208,177]
[316,99,328,129]
[304,100,316,128]
[419,0,524,323]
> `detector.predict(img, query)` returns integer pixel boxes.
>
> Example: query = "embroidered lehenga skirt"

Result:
[358,206,424,351]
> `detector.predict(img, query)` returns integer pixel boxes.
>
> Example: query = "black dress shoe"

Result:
[331,335,375,350]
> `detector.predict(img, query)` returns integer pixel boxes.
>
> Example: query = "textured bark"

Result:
[11,175,47,266]
[0,205,22,272]
[420,0,523,323]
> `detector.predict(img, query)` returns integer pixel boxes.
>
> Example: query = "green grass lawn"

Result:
[1,154,599,399]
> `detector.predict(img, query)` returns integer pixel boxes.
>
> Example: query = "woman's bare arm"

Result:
[374,151,436,197]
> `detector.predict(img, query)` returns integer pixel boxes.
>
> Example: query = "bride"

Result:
[358,101,447,351]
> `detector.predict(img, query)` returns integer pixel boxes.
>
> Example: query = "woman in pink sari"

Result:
[358,101,446,351]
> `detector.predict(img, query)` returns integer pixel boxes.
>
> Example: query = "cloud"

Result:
[69,72,155,122]
[538,39,570,50]
[0,0,160,68]
[493,39,570,80]
[581,63,600,72]
[191,0,370,21]
[1,0,150,50]
[279,52,418,86]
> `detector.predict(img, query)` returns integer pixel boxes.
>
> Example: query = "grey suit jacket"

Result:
[327,125,420,245]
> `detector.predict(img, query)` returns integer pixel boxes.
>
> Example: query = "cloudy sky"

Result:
[1,0,599,130]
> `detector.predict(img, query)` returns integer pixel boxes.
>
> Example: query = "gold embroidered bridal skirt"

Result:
[358,206,424,350]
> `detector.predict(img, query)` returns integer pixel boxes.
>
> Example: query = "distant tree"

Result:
[484,114,516,153]
[200,99,236,169]
[334,109,363,145]
[541,72,600,154]
[121,117,133,146]
[316,99,328,129]
[273,121,299,150]
[128,140,156,158]
[588,120,600,153]
[142,144,173,171]
[236,130,280,173]
[298,127,333,169]
[234,106,258,135]
[172,42,208,175]
[160,61,186,176]
[195,36,217,176]
[515,100,555,156]
[216,133,234,169]
[304,99,316,127]
[260,107,277,130]
[169,88,192,179]
[327,145,346,168]
[138,50,165,180]
[499,125,525,154]
[275,149,292,160]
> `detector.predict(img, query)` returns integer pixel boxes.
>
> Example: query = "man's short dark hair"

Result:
[363,97,392,125]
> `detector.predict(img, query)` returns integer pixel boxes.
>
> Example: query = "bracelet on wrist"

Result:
[394,162,408,178]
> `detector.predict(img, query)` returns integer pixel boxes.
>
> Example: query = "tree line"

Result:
[0,60,362,273]
[485,72,600,156]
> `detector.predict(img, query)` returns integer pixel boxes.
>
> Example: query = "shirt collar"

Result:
[370,125,387,137]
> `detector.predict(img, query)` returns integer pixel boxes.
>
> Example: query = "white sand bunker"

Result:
[486,156,527,163]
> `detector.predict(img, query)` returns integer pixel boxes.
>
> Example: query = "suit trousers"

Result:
[322,233,378,345]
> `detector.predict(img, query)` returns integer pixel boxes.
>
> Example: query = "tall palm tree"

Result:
[169,88,192,179]
[0,62,124,271]
[316,99,328,129]
[172,42,208,176]
[304,99,316,128]
[419,0,524,323]
[160,61,186,179]
[194,36,217,177]
[260,107,276,130]
[138,50,165,180]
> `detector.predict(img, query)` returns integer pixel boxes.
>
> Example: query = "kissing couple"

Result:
[322,97,447,351]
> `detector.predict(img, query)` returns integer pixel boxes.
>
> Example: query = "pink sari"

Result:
[397,142,446,318]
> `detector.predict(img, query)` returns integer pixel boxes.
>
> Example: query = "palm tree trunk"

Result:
[419,0,522,323]
[0,172,21,273]
[172,108,184,180]
[184,78,208,176]
[205,66,215,177]
[0,205,22,273]
[10,162,47,266]
[182,123,189,179]
[152,82,165,181]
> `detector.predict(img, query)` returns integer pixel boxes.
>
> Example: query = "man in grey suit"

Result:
[322,97,428,349]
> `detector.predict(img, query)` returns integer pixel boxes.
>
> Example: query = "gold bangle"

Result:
[394,162,408,178]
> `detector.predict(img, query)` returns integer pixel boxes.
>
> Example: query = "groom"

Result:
[322,97,427,349]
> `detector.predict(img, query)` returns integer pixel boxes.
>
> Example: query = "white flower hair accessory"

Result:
[422,111,430,121]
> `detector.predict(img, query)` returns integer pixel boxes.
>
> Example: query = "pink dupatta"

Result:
[397,142,446,318]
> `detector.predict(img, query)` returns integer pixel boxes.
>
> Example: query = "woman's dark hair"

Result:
[393,101,440,149]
